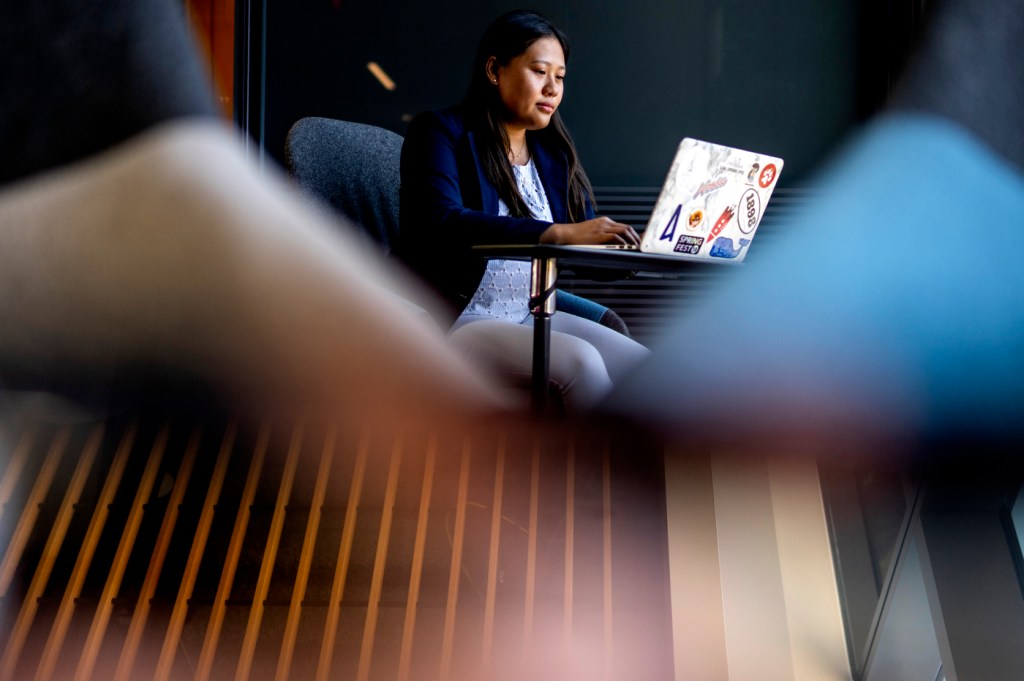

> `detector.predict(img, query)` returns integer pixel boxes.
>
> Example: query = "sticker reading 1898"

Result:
[737,188,761,234]
[674,234,704,255]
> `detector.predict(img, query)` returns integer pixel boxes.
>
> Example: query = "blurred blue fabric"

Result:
[606,114,1024,444]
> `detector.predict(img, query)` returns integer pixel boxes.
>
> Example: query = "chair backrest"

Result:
[284,117,403,254]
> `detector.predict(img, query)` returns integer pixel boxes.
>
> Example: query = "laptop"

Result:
[587,138,784,263]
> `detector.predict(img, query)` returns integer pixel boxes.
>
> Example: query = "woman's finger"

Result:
[609,221,640,244]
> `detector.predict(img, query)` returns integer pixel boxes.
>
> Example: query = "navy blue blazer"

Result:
[399,105,595,314]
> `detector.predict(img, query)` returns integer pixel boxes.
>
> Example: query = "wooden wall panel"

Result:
[185,0,235,117]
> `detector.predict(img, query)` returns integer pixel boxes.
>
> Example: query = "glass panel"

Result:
[1009,484,1024,588]
[820,461,917,676]
[861,533,943,681]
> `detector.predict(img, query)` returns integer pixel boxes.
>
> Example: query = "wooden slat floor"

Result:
[0,408,673,681]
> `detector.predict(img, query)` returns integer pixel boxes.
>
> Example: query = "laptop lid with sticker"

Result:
[640,138,783,262]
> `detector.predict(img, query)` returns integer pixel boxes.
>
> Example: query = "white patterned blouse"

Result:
[458,158,553,323]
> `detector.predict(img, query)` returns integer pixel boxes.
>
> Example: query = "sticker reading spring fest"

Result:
[674,235,704,255]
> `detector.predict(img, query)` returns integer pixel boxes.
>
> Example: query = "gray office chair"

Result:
[283,116,630,335]
[285,117,404,255]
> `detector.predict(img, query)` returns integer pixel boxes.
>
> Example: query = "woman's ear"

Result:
[485,56,499,84]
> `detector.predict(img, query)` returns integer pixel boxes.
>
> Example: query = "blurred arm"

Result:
[0,121,516,425]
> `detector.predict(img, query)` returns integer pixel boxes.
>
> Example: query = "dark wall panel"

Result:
[259,0,862,186]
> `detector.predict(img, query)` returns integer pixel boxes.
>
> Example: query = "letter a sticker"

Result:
[660,204,683,241]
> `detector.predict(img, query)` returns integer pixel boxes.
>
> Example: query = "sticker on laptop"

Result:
[758,164,779,189]
[709,237,751,259]
[736,189,761,234]
[674,235,705,255]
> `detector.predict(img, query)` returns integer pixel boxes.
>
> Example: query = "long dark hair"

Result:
[462,9,595,221]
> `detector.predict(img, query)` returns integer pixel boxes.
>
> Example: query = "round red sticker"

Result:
[758,164,778,189]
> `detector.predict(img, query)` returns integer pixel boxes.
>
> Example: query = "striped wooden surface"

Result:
[0,411,672,681]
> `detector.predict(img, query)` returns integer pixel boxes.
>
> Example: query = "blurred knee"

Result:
[550,337,613,409]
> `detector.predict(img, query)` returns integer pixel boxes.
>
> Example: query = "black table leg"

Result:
[529,256,557,414]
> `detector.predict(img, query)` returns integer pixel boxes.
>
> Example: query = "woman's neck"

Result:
[506,128,529,166]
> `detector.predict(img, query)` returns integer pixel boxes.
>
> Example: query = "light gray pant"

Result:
[448,313,650,409]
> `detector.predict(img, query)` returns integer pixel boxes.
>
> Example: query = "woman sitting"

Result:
[400,9,650,409]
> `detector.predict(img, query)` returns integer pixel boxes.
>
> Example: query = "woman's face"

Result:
[489,36,565,132]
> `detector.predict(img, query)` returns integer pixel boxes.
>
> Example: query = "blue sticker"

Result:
[709,237,751,259]
[659,204,683,241]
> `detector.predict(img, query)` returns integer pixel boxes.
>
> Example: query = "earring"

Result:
[491,78,497,84]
